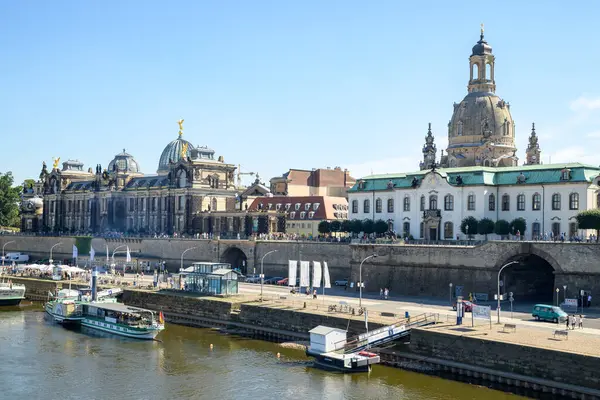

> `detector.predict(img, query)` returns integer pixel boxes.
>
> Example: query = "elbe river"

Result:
[0,304,525,400]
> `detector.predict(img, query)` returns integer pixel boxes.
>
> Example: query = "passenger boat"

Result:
[0,280,26,306]
[44,289,85,325]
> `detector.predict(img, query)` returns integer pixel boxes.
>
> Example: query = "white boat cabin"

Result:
[309,326,347,354]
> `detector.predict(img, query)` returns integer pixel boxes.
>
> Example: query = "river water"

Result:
[0,304,525,400]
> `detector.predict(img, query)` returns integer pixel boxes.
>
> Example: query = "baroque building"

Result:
[350,29,600,241]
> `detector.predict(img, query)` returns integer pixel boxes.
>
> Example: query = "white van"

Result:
[3,253,30,264]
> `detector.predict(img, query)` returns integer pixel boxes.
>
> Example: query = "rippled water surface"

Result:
[0,305,525,400]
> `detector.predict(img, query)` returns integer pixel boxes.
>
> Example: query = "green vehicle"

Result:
[532,304,567,323]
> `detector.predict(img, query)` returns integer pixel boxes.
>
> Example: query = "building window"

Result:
[276,204,281,211]
[403,197,410,211]
[444,222,453,239]
[569,193,579,210]
[569,222,578,238]
[375,198,382,213]
[290,212,295,219]
[351,200,358,213]
[152,198,157,212]
[305,203,311,211]
[501,194,510,211]
[179,196,185,211]
[300,212,306,219]
[552,194,561,210]
[387,198,394,213]
[444,194,454,211]
[517,194,525,211]
[488,194,496,211]
[532,193,541,210]
[308,211,314,219]
[419,222,424,238]
[420,195,425,211]
[552,222,561,238]
[403,222,410,237]
[532,222,541,239]
[313,203,319,211]
[467,194,475,211]
[295,203,301,211]
[429,195,438,210]
[363,199,370,214]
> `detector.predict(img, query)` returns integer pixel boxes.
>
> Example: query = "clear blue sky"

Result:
[1,1,599,186]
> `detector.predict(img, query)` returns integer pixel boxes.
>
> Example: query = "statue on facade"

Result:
[52,157,60,169]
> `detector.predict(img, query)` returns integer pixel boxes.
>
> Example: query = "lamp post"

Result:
[563,285,567,303]
[359,253,377,308]
[449,282,453,305]
[49,242,62,265]
[2,240,15,267]
[496,261,518,323]
[555,287,560,307]
[180,247,199,272]
[111,245,128,273]
[260,250,278,300]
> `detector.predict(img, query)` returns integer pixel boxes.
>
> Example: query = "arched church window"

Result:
[552,193,561,210]
[429,195,437,210]
[569,193,579,210]
[532,193,541,210]
[472,63,479,81]
[387,198,394,213]
[403,197,410,212]
[363,199,370,214]
[351,200,358,214]
[485,63,492,81]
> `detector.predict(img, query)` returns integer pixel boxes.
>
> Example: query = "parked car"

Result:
[276,278,289,285]
[264,277,283,285]
[245,275,261,283]
[334,279,348,286]
[452,300,475,312]
[532,304,567,323]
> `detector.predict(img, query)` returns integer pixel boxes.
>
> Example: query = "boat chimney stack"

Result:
[91,266,98,301]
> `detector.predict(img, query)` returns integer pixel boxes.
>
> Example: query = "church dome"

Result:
[157,135,193,174]
[108,149,141,173]
[472,35,492,56]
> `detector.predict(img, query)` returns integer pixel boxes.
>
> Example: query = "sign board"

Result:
[565,298,578,307]
[472,305,491,320]
[473,292,488,301]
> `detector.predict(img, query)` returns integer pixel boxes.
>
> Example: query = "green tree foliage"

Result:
[340,220,352,233]
[576,209,600,242]
[0,172,21,228]
[494,219,510,236]
[460,216,478,237]
[350,219,363,234]
[374,219,388,235]
[74,237,92,256]
[329,220,341,233]
[362,219,375,234]
[510,217,527,235]
[318,220,331,234]
[477,218,495,238]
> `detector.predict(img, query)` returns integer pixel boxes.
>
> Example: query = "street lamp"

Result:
[449,282,453,304]
[49,242,62,264]
[555,287,560,307]
[180,247,199,272]
[111,245,127,262]
[359,253,377,308]
[2,240,15,267]
[496,261,518,323]
[260,250,278,300]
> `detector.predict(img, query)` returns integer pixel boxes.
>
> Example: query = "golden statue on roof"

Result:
[181,142,189,159]
[52,157,61,169]
[177,119,184,136]
[480,23,484,35]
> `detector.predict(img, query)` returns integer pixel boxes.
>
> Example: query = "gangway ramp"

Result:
[339,313,437,354]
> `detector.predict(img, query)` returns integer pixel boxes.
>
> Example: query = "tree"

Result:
[374,219,388,235]
[494,219,510,237]
[330,220,341,234]
[576,210,600,242]
[0,172,20,228]
[340,219,352,233]
[318,220,331,235]
[510,217,527,237]
[350,219,363,234]
[477,218,495,239]
[460,216,478,238]
[362,219,375,234]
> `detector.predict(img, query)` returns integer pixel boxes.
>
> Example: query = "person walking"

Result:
[570,315,576,330]
[566,315,570,330]
[313,289,317,299]
[384,288,389,300]
[379,288,384,299]
[579,314,584,329]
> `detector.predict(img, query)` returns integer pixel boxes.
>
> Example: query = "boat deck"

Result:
[88,301,154,314]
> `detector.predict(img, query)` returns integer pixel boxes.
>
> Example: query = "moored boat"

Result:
[0,281,26,306]
[79,302,165,340]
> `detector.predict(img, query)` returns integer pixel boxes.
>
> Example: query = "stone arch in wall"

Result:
[221,247,248,275]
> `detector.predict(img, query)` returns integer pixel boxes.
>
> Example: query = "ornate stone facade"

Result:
[525,123,542,165]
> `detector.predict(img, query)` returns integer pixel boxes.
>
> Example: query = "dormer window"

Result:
[285,203,291,210]
[358,180,366,190]
[300,211,306,219]
[308,211,314,219]
[268,203,273,210]
[313,203,320,211]
[561,168,572,181]
[295,203,301,211]
[276,204,281,211]
[305,203,311,211]
[290,211,296,219]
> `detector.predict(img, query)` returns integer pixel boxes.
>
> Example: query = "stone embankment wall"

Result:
[9,277,89,301]
[408,327,600,391]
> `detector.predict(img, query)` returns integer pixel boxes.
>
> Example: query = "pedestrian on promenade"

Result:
[566,315,570,330]
[313,289,317,299]
[384,288,389,300]
[588,294,592,307]
[379,288,383,299]
[579,314,584,328]
[570,315,576,330]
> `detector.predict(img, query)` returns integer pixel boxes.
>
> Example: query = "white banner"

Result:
[288,260,297,287]
[126,247,132,263]
[312,261,322,288]
[299,261,310,287]
[72,245,78,258]
[472,305,491,320]
[106,245,109,263]
[565,298,578,307]
[89,247,95,262]
[323,262,331,289]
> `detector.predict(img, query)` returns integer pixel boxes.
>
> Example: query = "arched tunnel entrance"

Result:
[221,247,248,275]
[501,254,555,303]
